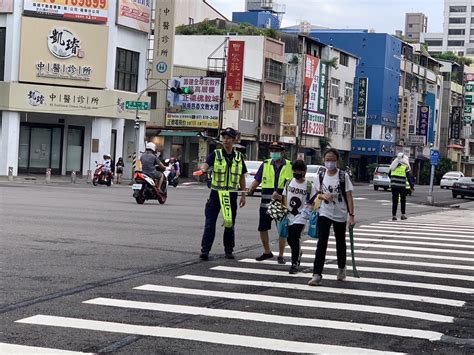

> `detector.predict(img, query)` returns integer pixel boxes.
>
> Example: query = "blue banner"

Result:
[426,92,436,144]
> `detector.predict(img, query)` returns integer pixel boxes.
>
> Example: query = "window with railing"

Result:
[339,52,349,67]
[330,78,340,98]
[343,117,352,136]
[329,115,338,134]
[264,101,281,124]
[449,29,465,35]
[265,58,284,83]
[448,40,465,46]
[344,82,353,99]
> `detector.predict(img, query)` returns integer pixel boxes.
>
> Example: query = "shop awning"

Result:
[158,131,199,137]
[447,144,464,149]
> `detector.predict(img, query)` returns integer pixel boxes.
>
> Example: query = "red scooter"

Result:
[92,163,113,187]
[132,170,167,204]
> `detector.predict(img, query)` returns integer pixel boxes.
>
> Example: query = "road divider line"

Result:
[134,284,454,323]
[84,297,443,341]
[300,244,474,259]
[239,258,474,282]
[15,315,403,355]
[211,266,474,294]
[176,275,464,307]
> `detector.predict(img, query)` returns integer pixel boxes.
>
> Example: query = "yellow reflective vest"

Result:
[211,149,243,191]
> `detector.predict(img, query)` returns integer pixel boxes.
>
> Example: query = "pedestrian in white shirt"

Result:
[308,149,356,286]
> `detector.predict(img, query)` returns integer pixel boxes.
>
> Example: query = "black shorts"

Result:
[258,207,274,232]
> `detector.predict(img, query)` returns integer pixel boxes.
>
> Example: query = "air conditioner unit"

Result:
[337,96,343,104]
[344,95,352,103]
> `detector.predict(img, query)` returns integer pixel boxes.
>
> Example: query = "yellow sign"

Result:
[282,125,297,137]
[117,0,152,33]
[165,114,218,128]
[283,95,296,124]
[0,82,150,121]
[23,0,108,23]
[19,17,108,88]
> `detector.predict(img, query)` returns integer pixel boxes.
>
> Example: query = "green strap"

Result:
[218,190,234,228]
[349,225,360,278]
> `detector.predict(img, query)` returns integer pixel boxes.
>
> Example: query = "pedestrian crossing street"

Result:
[4,209,474,354]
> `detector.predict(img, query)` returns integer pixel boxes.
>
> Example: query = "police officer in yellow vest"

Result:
[249,142,293,264]
[195,128,247,260]
[389,153,412,221]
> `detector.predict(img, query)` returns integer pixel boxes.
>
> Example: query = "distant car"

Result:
[373,165,391,191]
[306,165,326,186]
[452,177,474,199]
[440,171,464,189]
[245,160,263,192]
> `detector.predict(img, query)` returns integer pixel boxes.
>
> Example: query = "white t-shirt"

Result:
[283,178,317,226]
[315,169,354,223]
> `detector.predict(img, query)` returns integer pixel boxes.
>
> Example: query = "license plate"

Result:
[132,184,142,190]
[460,185,468,189]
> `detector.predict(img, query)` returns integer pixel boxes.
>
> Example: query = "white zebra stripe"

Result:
[176,275,464,307]
[16,315,404,355]
[83,297,443,341]
[134,284,453,323]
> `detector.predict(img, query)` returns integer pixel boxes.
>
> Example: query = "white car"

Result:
[245,160,264,191]
[440,171,464,189]
[306,165,326,186]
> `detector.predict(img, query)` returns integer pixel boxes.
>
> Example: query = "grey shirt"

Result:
[140,152,161,175]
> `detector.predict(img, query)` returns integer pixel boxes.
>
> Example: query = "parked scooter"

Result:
[92,162,113,187]
[132,168,167,204]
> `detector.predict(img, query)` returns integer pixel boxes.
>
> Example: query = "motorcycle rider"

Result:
[102,154,113,178]
[140,142,166,193]
[170,157,180,179]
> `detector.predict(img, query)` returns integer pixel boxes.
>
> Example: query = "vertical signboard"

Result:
[355,77,368,139]
[417,105,429,145]
[408,89,417,134]
[152,0,175,80]
[450,106,462,140]
[117,0,152,33]
[400,94,409,139]
[426,84,437,144]
[225,40,245,111]
[302,55,325,137]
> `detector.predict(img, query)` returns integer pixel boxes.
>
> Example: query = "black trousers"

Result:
[313,216,347,276]
[287,224,305,265]
[201,190,238,255]
[391,187,407,216]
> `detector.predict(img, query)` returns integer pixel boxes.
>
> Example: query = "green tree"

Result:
[433,51,473,66]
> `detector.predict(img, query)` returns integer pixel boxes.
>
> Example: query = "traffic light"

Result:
[134,118,140,129]
[170,86,194,95]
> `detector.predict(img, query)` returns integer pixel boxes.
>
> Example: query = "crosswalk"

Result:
[6,209,474,353]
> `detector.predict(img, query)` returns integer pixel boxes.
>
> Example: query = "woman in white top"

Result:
[308,149,356,286]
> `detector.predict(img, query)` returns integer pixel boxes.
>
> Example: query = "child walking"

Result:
[274,160,316,274]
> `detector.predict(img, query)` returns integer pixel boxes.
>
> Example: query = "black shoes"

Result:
[225,253,235,259]
[256,252,274,261]
[199,253,209,261]
[289,264,299,274]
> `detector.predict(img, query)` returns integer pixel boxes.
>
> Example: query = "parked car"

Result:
[452,177,474,199]
[440,171,464,189]
[245,160,263,192]
[373,164,391,191]
[306,165,326,186]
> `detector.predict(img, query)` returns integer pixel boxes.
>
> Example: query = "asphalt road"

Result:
[0,182,473,354]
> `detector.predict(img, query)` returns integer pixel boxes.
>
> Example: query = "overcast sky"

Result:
[207,0,444,34]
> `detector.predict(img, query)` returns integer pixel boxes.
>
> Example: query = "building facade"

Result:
[404,13,428,42]
[0,1,150,177]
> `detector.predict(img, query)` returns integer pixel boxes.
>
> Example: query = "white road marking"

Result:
[372,220,474,231]
[376,200,391,203]
[295,249,473,264]
[239,258,474,283]
[134,285,453,323]
[358,224,474,236]
[0,343,91,354]
[353,228,473,239]
[307,238,474,254]
[16,315,403,355]
[277,253,474,271]
[301,242,474,258]
[176,275,464,307]
[347,231,474,244]
[211,266,474,294]
[84,297,443,341]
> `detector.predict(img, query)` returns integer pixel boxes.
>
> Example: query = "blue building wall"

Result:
[232,12,280,29]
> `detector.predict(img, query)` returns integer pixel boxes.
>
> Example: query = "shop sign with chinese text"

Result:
[450,106,462,140]
[303,112,325,137]
[355,77,368,139]
[166,77,221,128]
[417,105,429,139]
[19,17,108,88]
[302,55,326,136]
[151,0,175,80]
[23,0,108,23]
[117,0,152,33]
[225,40,245,111]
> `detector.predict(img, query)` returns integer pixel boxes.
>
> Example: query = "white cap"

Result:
[146,142,156,151]
[397,152,404,159]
